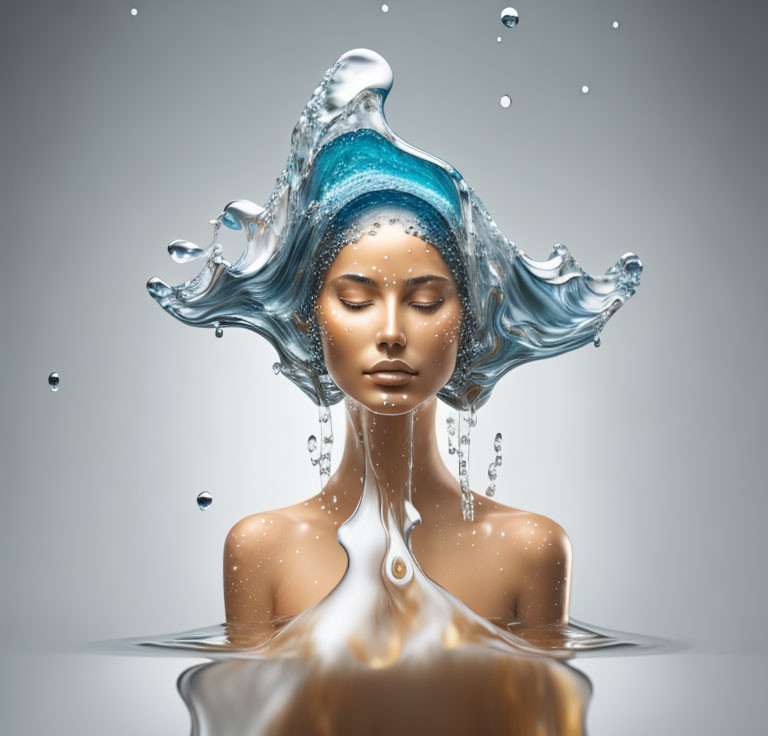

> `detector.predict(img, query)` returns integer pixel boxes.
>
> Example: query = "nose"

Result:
[376,299,407,349]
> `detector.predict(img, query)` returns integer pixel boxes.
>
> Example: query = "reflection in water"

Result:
[120,49,654,733]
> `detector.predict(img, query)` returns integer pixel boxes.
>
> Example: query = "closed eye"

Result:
[411,300,443,312]
[339,298,372,311]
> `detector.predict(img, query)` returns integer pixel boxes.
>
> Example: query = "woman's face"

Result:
[315,223,463,415]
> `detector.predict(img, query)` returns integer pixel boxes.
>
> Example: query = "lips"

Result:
[365,371,416,387]
[364,360,417,387]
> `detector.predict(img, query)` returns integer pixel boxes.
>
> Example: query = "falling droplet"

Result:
[494,432,502,453]
[500,7,519,28]
[48,372,60,391]
[499,95,512,108]
[593,335,601,348]
[272,362,282,375]
[488,463,498,482]
[215,326,224,338]
[496,36,502,43]
[612,20,620,29]
[381,3,389,12]
[130,8,138,16]
[307,435,318,453]
[197,492,213,510]
[582,85,590,94]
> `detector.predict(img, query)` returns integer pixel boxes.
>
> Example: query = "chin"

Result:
[353,388,433,416]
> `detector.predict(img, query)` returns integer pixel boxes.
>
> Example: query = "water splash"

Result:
[146,49,643,413]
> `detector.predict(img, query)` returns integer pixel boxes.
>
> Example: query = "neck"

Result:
[326,396,461,520]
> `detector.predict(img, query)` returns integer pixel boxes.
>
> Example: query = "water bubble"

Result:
[612,20,620,29]
[197,491,213,510]
[581,85,590,94]
[272,362,282,375]
[381,4,389,12]
[499,95,512,108]
[307,435,318,453]
[48,372,60,391]
[500,7,518,28]
[130,8,137,16]
[215,326,224,338]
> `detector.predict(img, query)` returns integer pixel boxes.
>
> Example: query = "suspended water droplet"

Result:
[486,484,496,497]
[612,20,620,29]
[495,454,502,467]
[494,432,502,453]
[48,372,60,391]
[215,326,224,338]
[197,491,213,510]
[581,85,590,94]
[272,362,282,375]
[381,3,389,12]
[500,7,518,28]
[168,239,207,263]
[593,335,601,348]
[499,95,512,108]
[496,36,502,43]
[319,406,330,423]
[307,435,318,453]
[130,8,138,16]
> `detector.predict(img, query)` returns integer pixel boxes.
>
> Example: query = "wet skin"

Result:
[224,225,571,641]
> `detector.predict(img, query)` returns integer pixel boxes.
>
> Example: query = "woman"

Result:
[147,49,641,647]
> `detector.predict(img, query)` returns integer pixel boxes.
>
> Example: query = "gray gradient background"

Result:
[1,0,766,733]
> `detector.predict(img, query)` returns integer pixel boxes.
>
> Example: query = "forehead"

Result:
[325,224,454,279]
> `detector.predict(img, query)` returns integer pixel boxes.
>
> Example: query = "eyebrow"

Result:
[334,273,449,287]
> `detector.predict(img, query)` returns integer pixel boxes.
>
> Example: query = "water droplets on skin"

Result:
[197,491,213,510]
[500,95,511,108]
[48,372,60,391]
[500,7,519,28]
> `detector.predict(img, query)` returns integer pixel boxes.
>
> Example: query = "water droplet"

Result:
[197,491,213,510]
[307,434,318,453]
[612,20,620,29]
[392,557,406,579]
[488,463,498,482]
[215,326,224,338]
[499,95,512,108]
[496,36,502,43]
[272,362,282,374]
[494,432,502,453]
[48,372,60,391]
[130,8,138,16]
[593,335,601,348]
[500,7,518,28]
[168,239,207,264]
[381,4,389,13]
[581,85,590,94]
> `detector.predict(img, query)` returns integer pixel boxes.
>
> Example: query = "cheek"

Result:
[416,306,463,374]
[315,301,365,366]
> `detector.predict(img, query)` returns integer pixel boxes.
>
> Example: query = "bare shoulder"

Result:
[224,503,307,557]
[476,495,572,566]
